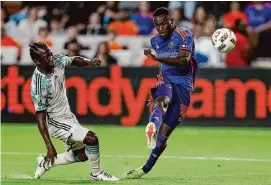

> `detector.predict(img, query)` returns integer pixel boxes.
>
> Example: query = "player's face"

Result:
[37,49,54,70]
[154,15,172,38]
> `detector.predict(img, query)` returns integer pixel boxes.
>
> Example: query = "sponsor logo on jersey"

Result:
[168,41,175,48]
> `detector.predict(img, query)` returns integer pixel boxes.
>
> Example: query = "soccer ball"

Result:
[211,28,236,53]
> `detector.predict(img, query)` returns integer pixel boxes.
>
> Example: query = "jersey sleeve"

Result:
[53,54,75,69]
[150,38,155,51]
[31,85,48,112]
[31,74,49,112]
[175,28,194,52]
[150,34,159,52]
[31,94,48,112]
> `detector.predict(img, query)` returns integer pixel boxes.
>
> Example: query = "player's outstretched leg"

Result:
[83,131,119,181]
[126,123,173,179]
[146,95,170,149]
[35,129,119,181]
[34,148,86,179]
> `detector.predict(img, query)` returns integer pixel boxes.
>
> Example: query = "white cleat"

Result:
[90,170,119,181]
[34,154,50,179]
[145,122,157,149]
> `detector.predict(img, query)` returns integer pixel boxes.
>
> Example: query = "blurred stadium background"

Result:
[1,1,271,185]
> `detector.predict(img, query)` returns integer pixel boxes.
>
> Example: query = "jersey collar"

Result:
[35,67,55,77]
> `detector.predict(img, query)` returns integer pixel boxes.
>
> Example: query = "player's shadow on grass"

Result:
[44,178,191,185]
[4,178,192,185]
[40,179,119,184]
[138,176,192,183]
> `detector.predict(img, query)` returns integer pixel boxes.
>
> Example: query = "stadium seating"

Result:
[1,47,18,65]
[20,47,33,65]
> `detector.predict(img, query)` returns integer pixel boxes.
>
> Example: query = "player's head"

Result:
[234,18,247,35]
[153,7,174,38]
[30,42,54,70]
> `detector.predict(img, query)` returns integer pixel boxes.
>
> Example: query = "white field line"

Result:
[1,152,271,162]
[6,173,33,179]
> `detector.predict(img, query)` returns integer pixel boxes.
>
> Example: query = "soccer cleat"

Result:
[90,170,119,181]
[34,154,50,179]
[145,122,157,149]
[125,167,146,179]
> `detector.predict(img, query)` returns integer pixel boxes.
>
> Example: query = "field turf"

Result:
[1,124,271,185]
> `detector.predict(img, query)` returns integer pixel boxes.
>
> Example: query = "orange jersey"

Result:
[224,12,248,28]
[108,20,138,36]
[109,42,123,50]
[226,31,248,67]
[1,35,22,57]
[36,39,53,47]
[142,57,159,67]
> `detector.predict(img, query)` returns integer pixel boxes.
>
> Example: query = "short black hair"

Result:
[153,7,170,17]
[29,42,50,61]
[234,18,243,28]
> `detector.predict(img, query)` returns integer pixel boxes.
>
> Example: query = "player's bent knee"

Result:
[154,96,170,112]
[76,155,88,162]
[73,148,88,162]
[156,134,168,148]
[156,124,171,148]
[83,131,99,146]
[158,123,173,138]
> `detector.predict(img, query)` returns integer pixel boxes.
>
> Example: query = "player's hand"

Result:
[90,58,101,67]
[144,49,157,60]
[46,144,57,166]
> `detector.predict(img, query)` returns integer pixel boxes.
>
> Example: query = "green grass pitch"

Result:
[1,124,271,185]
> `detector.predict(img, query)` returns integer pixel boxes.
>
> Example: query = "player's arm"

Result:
[35,110,57,165]
[31,90,57,165]
[145,30,193,66]
[36,111,54,149]
[57,54,101,68]
[144,49,190,66]
[254,20,271,33]
[241,28,258,60]
[71,56,101,67]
